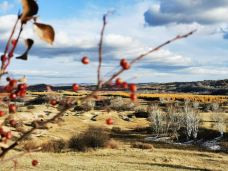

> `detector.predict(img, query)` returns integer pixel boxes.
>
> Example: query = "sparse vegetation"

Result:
[69,127,110,152]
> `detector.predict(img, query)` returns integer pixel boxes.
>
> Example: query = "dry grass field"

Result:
[1,92,228,171]
[3,147,228,171]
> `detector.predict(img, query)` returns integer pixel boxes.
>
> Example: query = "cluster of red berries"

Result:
[3,77,27,114]
[4,78,27,100]
[0,127,12,143]
[115,78,137,101]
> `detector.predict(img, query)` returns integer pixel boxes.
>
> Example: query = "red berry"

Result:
[123,63,130,70]
[32,160,39,166]
[5,131,12,139]
[9,93,17,100]
[72,83,79,92]
[115,78,123,86]
[106,118,114,125]
[18,90,26,97]
[120,59,127,66]
[129,84,137,92]
[81,56,90,64]
[9,79,17,88]
[122,82,128,89]
[130,93,137,101]
[9,119,17,127]
[0,111,5,117]
[18,83,27,91]
[120,59,130,70]
[50,99,57,106]
[1,55,7,62]
[9,104,16,113]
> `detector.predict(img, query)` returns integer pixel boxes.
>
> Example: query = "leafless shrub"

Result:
[212,103,219,112]
[166,105,183,140]
[68,126,109,152]
[182,104,200,140]
[192,102,199,110]
[148,104,164,135]
[211,104,225,137]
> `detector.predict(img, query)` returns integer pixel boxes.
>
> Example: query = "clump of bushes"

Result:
[68,126,110,151]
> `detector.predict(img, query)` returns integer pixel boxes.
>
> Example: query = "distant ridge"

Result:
[28,79,228,95]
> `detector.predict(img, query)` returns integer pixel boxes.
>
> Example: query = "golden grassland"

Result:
[29,90,228,103]
[3,147,228,171]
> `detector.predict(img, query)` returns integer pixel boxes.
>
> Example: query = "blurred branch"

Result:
[97,13,108,89]
[0,17,19,78]
[104,29,197,85]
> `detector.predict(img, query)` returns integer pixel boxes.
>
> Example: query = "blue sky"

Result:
[0,0,228,85]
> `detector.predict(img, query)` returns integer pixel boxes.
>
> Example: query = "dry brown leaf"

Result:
[20,0,39,23]
[25,38,34,49]
[16,39,34,60]
[34,23,55,45]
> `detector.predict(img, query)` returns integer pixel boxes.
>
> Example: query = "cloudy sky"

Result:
[0,0,228,85]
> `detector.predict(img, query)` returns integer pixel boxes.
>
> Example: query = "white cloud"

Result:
[145,0,228,26]
[185,67,228,75]
[0,0,227,84]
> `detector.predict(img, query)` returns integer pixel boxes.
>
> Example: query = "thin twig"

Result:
[97,14,108,89]
[3,23,24,71]
[0,17,19,76]
[104,29,197,85]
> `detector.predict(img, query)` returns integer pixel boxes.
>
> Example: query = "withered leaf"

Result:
[16,39,34,60]
[20,0,39,24]
[34,23,55,45]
